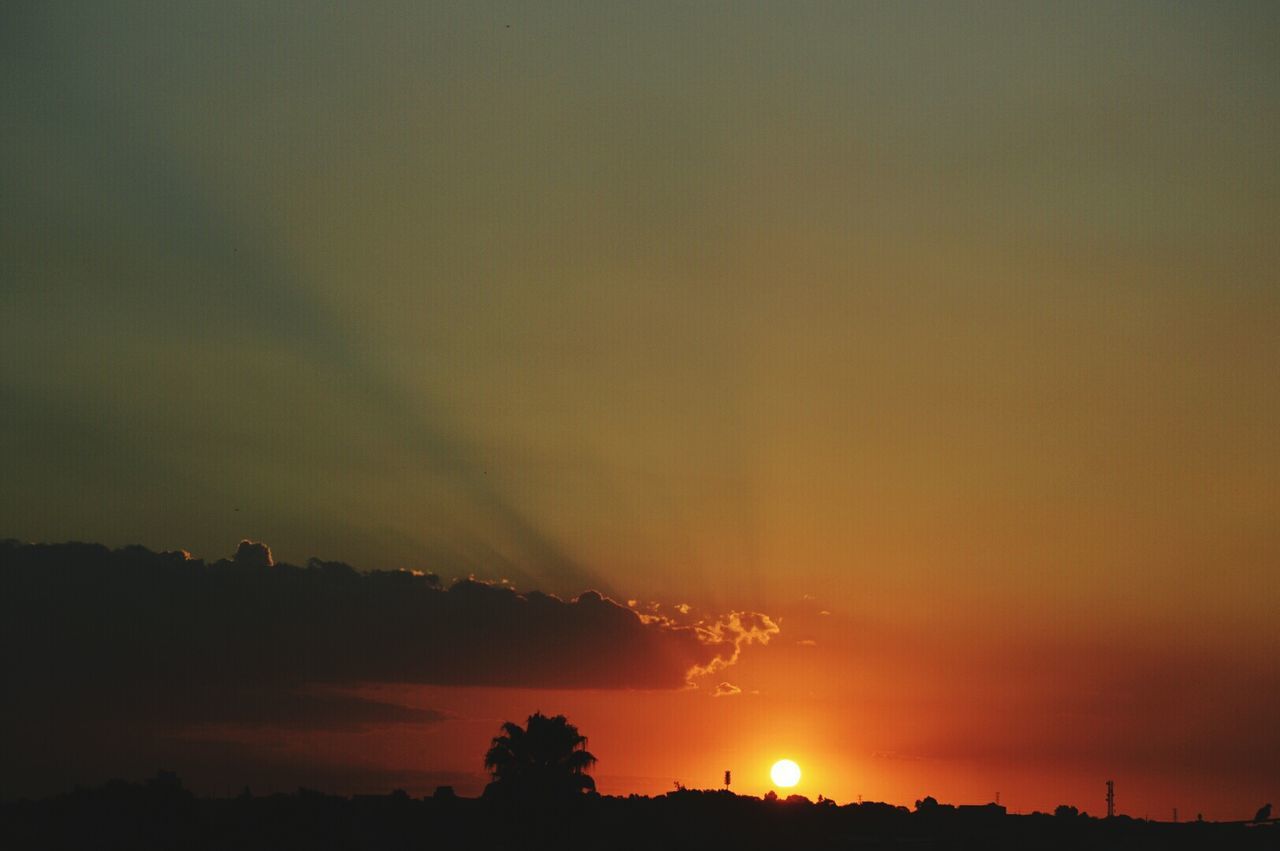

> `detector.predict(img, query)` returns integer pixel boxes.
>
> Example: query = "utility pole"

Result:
[1106,780,1115,819]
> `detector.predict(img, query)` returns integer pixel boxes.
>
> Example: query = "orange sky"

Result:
[145,590,1274,820]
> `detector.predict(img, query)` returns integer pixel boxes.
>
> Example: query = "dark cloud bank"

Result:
[0,539,776,795]
[1,539,775,719]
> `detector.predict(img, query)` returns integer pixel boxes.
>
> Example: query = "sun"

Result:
[770,759,801,788]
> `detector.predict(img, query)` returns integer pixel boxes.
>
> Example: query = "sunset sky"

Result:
[2,1,1278,821]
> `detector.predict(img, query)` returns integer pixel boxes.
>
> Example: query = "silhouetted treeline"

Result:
[2,774,1276,851]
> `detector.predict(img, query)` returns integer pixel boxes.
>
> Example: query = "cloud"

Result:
[1,539,780,794]
[687,611,781,680]
[234,539,274,568]
[5,683,451,733]
[0,540,773,700]
[714,682,742,697]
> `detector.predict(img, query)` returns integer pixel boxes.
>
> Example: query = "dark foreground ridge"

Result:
[3,774,1276,851]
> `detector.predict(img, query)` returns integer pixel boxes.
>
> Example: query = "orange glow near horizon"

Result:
[309,612,1280,823]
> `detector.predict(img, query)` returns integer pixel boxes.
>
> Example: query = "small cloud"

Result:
[234,539,273,568]
[687,611,781,682]
[796,639,817,647]
[676,603,691,615]
[714,682,742,697]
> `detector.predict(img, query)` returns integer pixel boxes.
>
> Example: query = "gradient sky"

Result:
[3,1,1278,820]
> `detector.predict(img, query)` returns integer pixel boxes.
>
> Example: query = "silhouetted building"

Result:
[959,803,1007,817]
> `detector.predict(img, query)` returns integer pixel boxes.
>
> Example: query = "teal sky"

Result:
[4,1,1278,619]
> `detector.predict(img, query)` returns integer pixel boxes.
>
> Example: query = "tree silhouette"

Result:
[483,712,597,802]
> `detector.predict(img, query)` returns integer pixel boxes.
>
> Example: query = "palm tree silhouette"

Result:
[483,712,597,801]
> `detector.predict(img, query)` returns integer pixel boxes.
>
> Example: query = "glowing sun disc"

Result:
[770,759,801,788]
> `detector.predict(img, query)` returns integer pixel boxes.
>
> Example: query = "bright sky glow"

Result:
[770,759,801,789]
